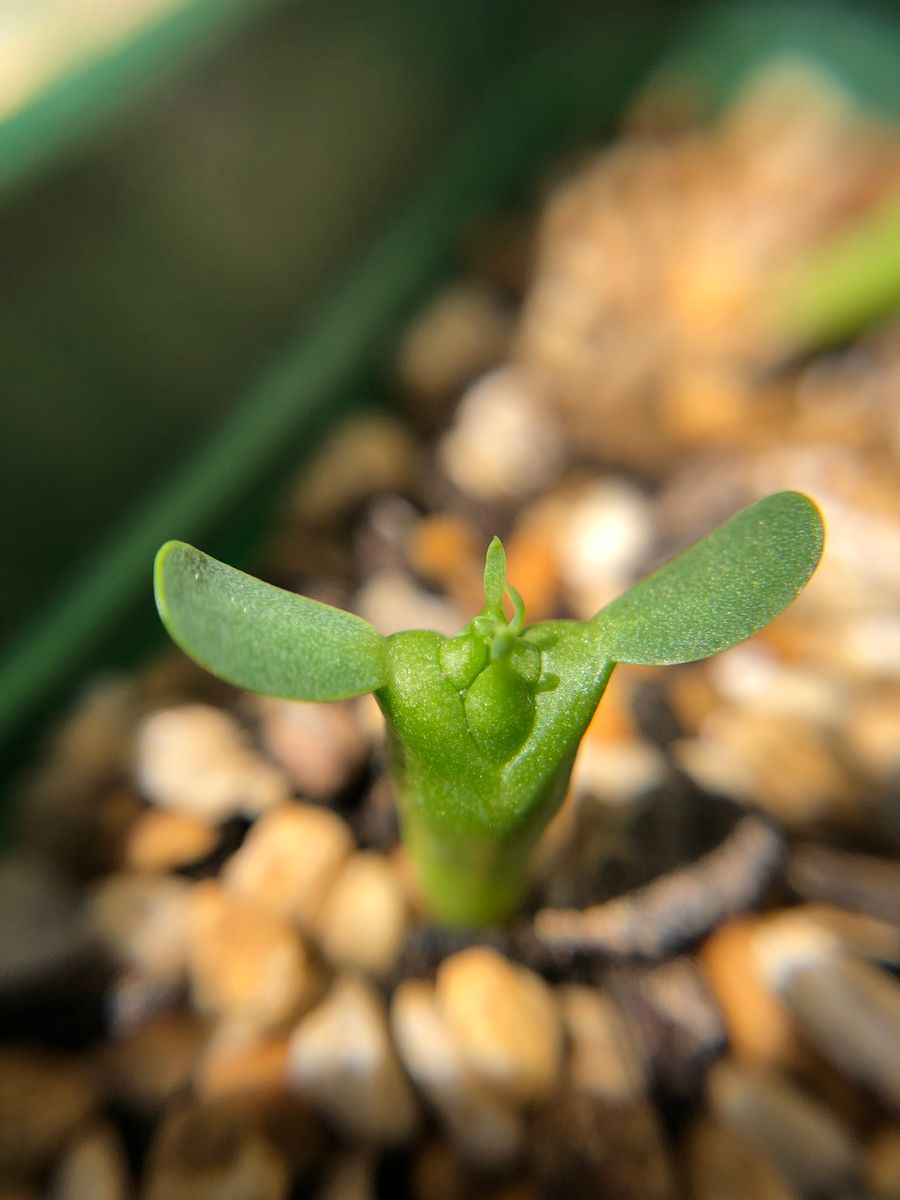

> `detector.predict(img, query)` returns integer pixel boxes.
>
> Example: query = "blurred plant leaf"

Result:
[773,190,900,350]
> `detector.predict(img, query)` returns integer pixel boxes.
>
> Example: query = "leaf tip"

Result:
[483,536,507,613]
[768,488,826,575]
[153,540,198,624]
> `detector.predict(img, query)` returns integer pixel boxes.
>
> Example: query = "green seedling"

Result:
[154,490,823,926]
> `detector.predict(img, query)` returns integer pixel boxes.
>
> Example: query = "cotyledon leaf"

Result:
[590,491,824,665]
[154,541,387,700]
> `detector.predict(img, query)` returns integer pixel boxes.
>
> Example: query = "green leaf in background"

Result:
[154,541,387,700]
[590,491,824,665]
[772,190,900,352]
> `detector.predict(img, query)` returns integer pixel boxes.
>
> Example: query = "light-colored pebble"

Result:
[47,1123,129,1200]
[47,677,138,782]
[559,985,645,1102]
[665,665,722,735]
[355,692,387,745]
[0,1050,97,1177]
[583,666,644,744]
[142,1100,290,1200]
[137,705,289,824]
[88,872,192,981]
[195,1026,291,1101]
[188,881,319,1030]
[754,916,900,1111]
[768,904,900,965]
[675,710,858,829]
[392,979,524,1169]
[437,366,566,504]
[707,1060,862,1196]
[659,362,760,447]
[289,974,418,1143]
[396,282,512,408]
[223,803,353,930]
[355,569,465,638]
[192,1024,324,1182]
[570,739,668,807]
[708,647,846,723]
[389,844,429,918]
[255,698,371,799]
[840,613,900,677]
[844,690,900,782]
[286,414,419,526]
[125,809,218,872]
[435,947,562,1103]
[700,919,799,1068]
[557,478,654,617]
[315,852,408,976]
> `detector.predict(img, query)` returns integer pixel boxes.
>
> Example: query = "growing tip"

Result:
[482,536,507,614]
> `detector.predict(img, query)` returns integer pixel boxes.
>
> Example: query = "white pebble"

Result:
[315,853,408,976]
[559,985,646,1102]
[256,698,371,799]
[187,881,319,1031]
[571,739,668,806]
[223,803,353,930]
[710,646,846,723]
[841,615,900,677]
[289,974,418,1144]
[355,570,464,637]
[396,283,511,404]
[437,366,566,504]
[137,705,289,824]
[392,978,524,1169]
[558,479,654,614]
[435,947,562,1104]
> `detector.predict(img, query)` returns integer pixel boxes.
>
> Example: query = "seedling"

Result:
[154,490,823,926]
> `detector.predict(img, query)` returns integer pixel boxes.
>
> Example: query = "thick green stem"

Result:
[377,626,614,927]
[390,740,578,926]
[399,807,535,926]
